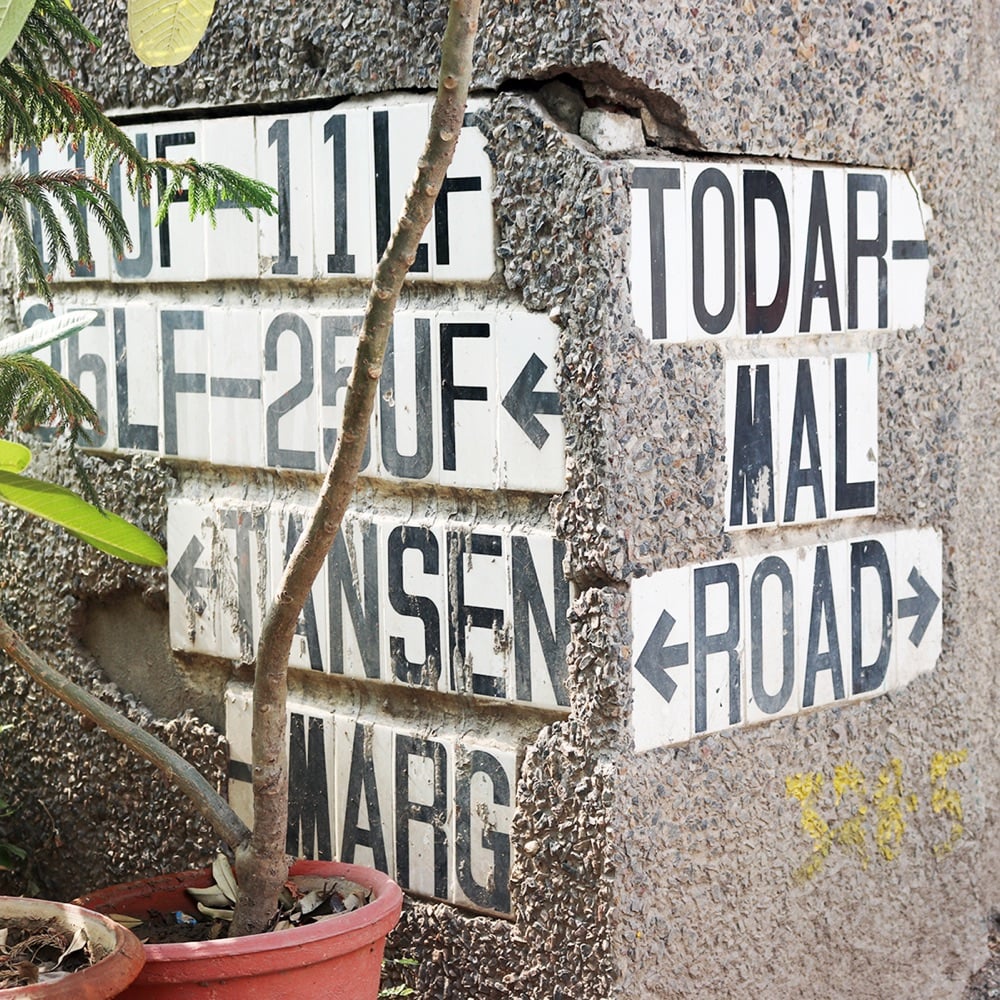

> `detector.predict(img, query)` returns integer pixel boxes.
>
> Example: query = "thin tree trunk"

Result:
[229,0,482,936]
[0,613,250,849]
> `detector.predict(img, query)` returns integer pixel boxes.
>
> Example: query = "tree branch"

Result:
[230,0,482,937]
[0,614,250,851]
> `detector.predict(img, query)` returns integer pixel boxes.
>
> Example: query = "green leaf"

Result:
[0,469,166,565]
[0,310,98,357]
[0,439,30,472]
[128,0,216,67]
[0,0,34,64]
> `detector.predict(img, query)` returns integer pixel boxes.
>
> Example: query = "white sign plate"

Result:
[630,159,930,341]
[725,352,879,529]
[23,303,565,493]
[26,98,494,284]
[225,687,516,915]
[630,527,942,752]
[169,499,570,710]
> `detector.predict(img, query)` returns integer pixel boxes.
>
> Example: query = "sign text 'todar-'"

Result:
[630,158,930,341]
[630,528,941,752]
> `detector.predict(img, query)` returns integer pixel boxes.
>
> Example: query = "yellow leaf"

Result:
[128,0,216,67]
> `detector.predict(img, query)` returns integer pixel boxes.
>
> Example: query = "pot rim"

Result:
[76,859,403,961]
[0,895,146,997]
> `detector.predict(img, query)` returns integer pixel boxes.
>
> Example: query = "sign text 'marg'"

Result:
[169,500,569,711]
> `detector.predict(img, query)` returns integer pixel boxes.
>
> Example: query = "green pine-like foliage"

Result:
[0,0,275,298]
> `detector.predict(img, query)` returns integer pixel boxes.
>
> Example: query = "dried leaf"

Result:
[108,914,143,929]
[195,903,234,922]
[187,885,232,909]
[212,854,239,905]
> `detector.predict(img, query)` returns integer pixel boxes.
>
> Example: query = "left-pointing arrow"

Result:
[897,566,940,647]
[634,610,689,703]
[170,536,215,615]
[501,353,561,449]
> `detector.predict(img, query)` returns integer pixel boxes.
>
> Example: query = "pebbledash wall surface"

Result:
[0,1,998,998]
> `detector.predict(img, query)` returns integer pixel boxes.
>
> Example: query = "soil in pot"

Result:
[76,860,404,1000]
[0,897,145,999]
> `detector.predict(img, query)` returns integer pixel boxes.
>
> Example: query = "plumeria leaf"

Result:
[0,469,166,565]
[0,0,34,64]
[0,439,30,472]
[128,0,216,67]
[0,310,98,357]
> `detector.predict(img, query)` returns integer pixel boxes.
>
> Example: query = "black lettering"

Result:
[631,166,681,341]
[447,531,505,698]
[783,358,826,523]
[327,519,380,679]
[803,546,846,707]
[851,539,893,694]
[220,507,265,658]
[114,308,159,451]
[380,320,434,479]
[455,749,511,912]
[340,723,389,872]
[323,113,356,274]
[264,313,316,471]
[693,562,741,732]
[110,133,153,279]
[799,171,841,332]
[373,110,427,272]
[691,168,736,334]
[847,173,888,329]
[729,364,775,526]
[267,119,299,275]
[435,175,482,265]
[834,357,876,511]
[67,139,95,277]
[161,310,206,456]
[749,556,795,715]
[395,734,449,899]
[512,536,568,707]
[440,323,489,472]
[66,309,108,446]
[320,314,371,468]
[154,132,196,269]
[387,526,441,687]
[743,169,791,335]
[286,713,332,861]
[282,513,324,671]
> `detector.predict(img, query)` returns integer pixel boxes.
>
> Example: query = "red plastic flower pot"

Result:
[0,896,145,999]
[74,860,403,1000]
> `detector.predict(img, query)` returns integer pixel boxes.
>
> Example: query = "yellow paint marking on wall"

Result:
[786,750,967,880]
[929,749,967,856]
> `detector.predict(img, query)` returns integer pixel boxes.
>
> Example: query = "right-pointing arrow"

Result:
[634,610,689,703]
[170,535,215,615]
[897,566,940,647]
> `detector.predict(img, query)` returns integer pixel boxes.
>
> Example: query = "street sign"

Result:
[26,97,495,284]
[225,687,516,915]
[630,528,942,752]
[726,352,879,529]
[168,498,570,711]
[24,303,565,493]
[630,159,930,341]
